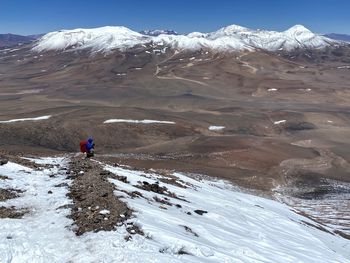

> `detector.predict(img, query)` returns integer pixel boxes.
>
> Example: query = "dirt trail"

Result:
[67,156,133,236]
[155,66,209,86]
[237,53,258,74]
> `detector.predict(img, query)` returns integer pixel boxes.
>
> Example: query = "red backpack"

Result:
[80,140,88,153]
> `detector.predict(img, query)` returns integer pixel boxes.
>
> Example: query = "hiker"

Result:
[80,137,95,158]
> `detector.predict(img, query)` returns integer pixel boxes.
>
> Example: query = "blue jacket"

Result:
[86,138,94,151]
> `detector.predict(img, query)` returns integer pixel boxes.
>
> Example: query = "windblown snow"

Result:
[32,24,337,54]
[0,156,349,262]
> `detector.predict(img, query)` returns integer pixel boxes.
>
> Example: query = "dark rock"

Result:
[285,122,316,131]
[100,192,108,197]
[55,183,69,188]
[194,209,208,215]
[0,158,8,166]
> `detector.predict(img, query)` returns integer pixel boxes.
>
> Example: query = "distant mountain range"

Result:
[140,29,178,36]
[324,33,350,42]
[31,24,342,54]
[0,33,43,48]
[1,28,349,49]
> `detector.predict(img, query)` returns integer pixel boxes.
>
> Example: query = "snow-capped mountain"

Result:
[32,24,338,54]
[140,29,178,36]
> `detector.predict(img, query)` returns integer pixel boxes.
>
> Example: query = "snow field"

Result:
[104,164,350,263]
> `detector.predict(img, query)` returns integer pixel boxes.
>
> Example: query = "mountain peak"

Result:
[285,25,312,34]
[209,24,250,38]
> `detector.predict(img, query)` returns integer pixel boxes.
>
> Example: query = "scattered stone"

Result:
[153,196,173,206]
[100,192,108,197]
[55,182,69,188]
[56,204,74,210]
[99,209,110,215]
[126,223,144,235]
[285,122,316,131]
[0,158,8,166]
[194,209,208,215]
[130,191,143,198]
[181,225,199,237]
[48,190,53,194]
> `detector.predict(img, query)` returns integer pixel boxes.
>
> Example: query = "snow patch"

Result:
[337,65,350,69]
[209,125,225,131]
[0,115,51,123]
[274,120,286,125]
[99,209,110,215]
[104,119,175,124]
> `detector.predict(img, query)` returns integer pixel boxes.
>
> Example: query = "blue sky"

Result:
[1,0,350,35]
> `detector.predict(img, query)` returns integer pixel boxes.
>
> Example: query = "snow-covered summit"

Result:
[207,24,251,39]
[32,26,149,53]
[33,24,338,53]
[284,24,312,35]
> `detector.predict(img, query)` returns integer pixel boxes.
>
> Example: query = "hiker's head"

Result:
[88,137,93,143]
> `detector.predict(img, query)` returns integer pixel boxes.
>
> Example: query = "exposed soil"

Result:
[0,206,27,219]
[67,156,133,236]
[0,188,22,201]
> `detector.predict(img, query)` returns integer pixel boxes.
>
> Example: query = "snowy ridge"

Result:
[33,26,149,53]
[33,24,338,54]
[1,157,349,262]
